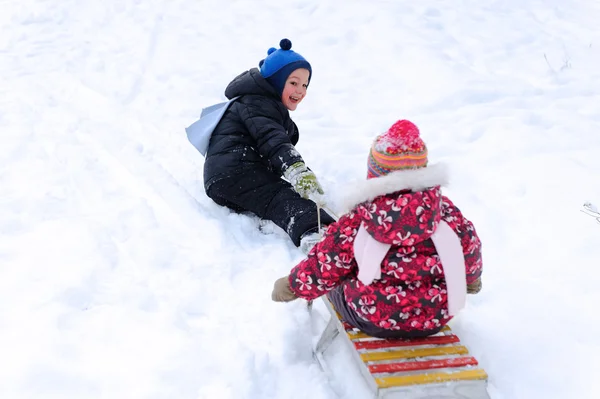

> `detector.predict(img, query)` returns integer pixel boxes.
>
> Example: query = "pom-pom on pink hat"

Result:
[367,120,428,179]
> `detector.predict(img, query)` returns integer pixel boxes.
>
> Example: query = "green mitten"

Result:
[284,162,324,199]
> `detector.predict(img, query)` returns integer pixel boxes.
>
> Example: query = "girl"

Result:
[271,120,483,338]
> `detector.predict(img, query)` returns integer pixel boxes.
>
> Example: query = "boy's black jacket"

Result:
[203,68,303,190]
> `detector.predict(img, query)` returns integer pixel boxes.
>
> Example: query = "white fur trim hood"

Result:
[340,163,450,212]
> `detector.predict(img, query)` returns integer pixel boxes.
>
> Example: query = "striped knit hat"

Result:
[367,120,428,179]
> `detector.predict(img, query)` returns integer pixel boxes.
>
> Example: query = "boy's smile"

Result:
[281,68,310,111]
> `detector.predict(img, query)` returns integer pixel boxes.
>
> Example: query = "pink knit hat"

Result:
[367,120,428,179]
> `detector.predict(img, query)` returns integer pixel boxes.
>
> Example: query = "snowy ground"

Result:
[1,0,600,398]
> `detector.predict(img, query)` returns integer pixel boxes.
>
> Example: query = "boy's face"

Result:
[281,68,310,111]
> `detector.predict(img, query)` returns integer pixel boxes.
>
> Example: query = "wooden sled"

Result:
[311,298,491,399]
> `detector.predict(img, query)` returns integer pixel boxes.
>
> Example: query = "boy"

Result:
[204,39,334,253]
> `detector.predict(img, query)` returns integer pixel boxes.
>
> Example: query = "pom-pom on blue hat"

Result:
[259,39,312,96]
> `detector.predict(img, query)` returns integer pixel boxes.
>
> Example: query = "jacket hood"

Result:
[344,163,449,245]
[224,68,280,100]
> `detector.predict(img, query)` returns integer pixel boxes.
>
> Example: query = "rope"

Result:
[317,202,322,237]
[316,202,339,238]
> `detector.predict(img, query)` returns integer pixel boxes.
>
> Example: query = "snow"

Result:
[1,0,600,398]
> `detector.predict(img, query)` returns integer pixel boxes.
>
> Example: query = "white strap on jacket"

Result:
[354,223,391,285]
[353,220,467,316]
[430,220,467,316]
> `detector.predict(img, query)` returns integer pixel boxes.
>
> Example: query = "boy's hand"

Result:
[284,162,324,199]
[272,276,298,302]
[467,277,482,294]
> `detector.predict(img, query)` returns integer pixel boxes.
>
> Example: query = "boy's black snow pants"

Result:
[205,168,335,247]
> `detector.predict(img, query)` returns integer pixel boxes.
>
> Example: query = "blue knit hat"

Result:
[259,39,312,95]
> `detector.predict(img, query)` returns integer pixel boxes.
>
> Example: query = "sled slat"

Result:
[375,368,488,388]
[347,325,451,341]
[369,356,479,373]
[360,345,469,362]
[354,334,460,350]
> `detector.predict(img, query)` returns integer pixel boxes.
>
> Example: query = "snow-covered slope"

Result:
[1,1,600,398]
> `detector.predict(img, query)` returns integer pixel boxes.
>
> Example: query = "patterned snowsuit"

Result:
[288,164,483,338]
